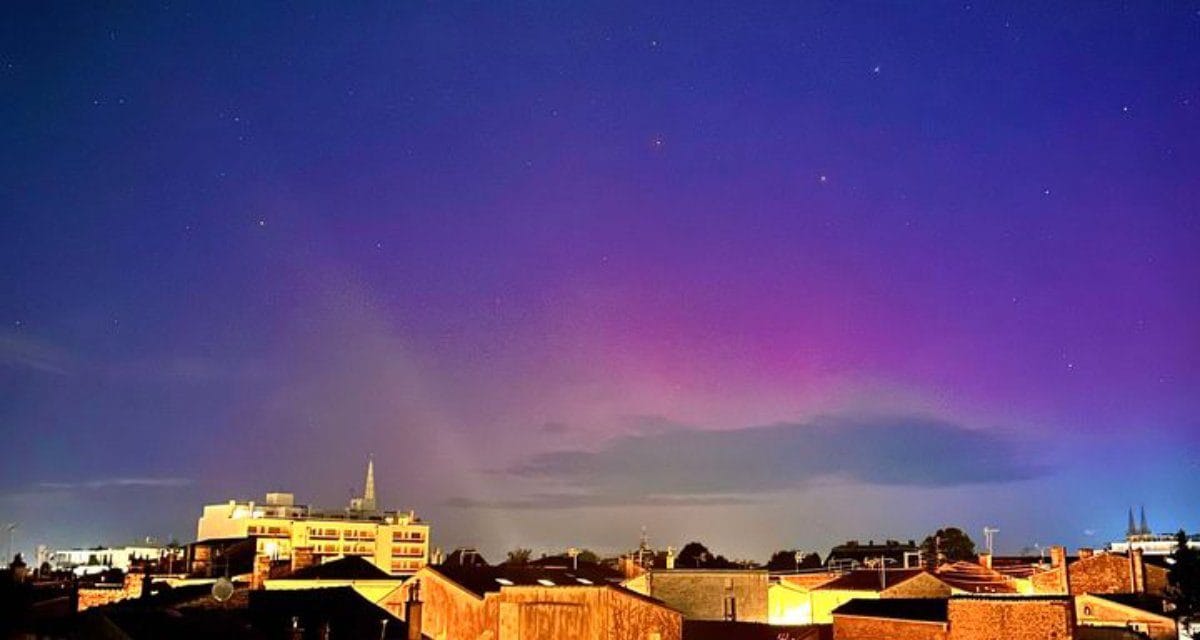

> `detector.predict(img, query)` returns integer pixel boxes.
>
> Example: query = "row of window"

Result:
[391,559,423,571]
[392,530,425,542]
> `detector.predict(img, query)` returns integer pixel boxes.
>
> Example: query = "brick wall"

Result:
[833,615,948,640]
[947,598,1075,640]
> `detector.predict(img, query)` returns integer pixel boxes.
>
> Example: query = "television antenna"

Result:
[983,527,999,555]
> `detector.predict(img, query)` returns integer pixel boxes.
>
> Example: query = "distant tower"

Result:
[349,455,377,512]
[1127,507,1138,538]
[362,455,377,512]
[1138,505,1150,536]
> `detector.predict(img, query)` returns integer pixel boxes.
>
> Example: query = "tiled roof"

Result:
[286,556,392,581]
[814,568,928,592]
[832,598,949,623]
[935,562,1018,594]
[430,564,625,598]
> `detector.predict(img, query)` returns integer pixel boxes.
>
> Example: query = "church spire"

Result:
[1127,507,1137,538]
[362,454,376,512]
[1139,505,1149,536]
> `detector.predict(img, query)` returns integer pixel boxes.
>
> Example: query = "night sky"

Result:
[2,2,1198,561]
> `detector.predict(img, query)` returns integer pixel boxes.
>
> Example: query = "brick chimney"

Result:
[123,570,145,599]
[1077,548,1093,559]
[251,553,271,590]
[291,547,315,573]
[1130,548,1146,593]
[1049,545,1067,569]
[977,553,993,570]
[405,579,423,640]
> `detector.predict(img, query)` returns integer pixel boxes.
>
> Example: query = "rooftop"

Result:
[430,564,624,598]
[814,568,927,592]
[1088,593,1177,619]
[285,556,393,581]
[832,598,949,623]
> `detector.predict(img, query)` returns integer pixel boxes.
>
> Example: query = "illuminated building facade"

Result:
[193,458,430,576]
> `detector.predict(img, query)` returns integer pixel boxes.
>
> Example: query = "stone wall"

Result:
[947,597,1075,640]
[833,615,948,640]
[644,570,769,622]
[76,572,145,611]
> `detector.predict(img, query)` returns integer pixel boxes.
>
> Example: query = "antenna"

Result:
[983,527,999,555]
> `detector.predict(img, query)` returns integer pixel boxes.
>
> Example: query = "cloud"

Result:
[0,332,73,375]
[33,477,193,491]
[445,492,759,510]
[456,414,1046,509]
[539,421,571,435]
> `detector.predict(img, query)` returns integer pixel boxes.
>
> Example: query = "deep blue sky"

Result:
[2,1,1198,560]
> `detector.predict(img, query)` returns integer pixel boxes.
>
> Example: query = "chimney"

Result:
[251,553,271,590]
[977,553,992,570]
[405,579,423,640]
[292,547,315,572]
[1049,546,1067,569]
[1130,548,1146,593]
[1077,548,1094,559]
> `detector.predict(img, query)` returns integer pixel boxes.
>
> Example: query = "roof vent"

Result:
[537,579,555,586]
[495,578,514,586]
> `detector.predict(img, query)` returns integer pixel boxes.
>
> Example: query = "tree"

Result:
[920,527,976,567]
[676,542,735,568]
[1166,530,1200,626]
[505,548,532,566]
[677,542,712,568]
[576,549,599,564]
[766,550,822,572]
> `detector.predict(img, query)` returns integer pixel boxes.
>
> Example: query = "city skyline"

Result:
[2,2,1198,561]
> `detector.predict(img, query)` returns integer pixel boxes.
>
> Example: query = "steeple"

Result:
[1138,505,1149,536]
[363,454,377,512]
[1127,507,1137,538]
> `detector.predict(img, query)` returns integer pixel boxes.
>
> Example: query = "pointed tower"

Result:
[363,455,377,512]
[1127,507,1137,538]
[1138,505,1149,536]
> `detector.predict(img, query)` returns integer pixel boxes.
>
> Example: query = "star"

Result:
[1121,105,1131,113]
[1043,188,1051,195]
[872,65,881,74]
[257,219,266,227]
[650,134,665,150]
[819,174,828,183]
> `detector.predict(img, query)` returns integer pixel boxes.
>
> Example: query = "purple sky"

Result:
[1,1,1198,561]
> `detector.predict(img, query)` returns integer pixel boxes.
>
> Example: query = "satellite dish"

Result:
[212,577,235,602]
